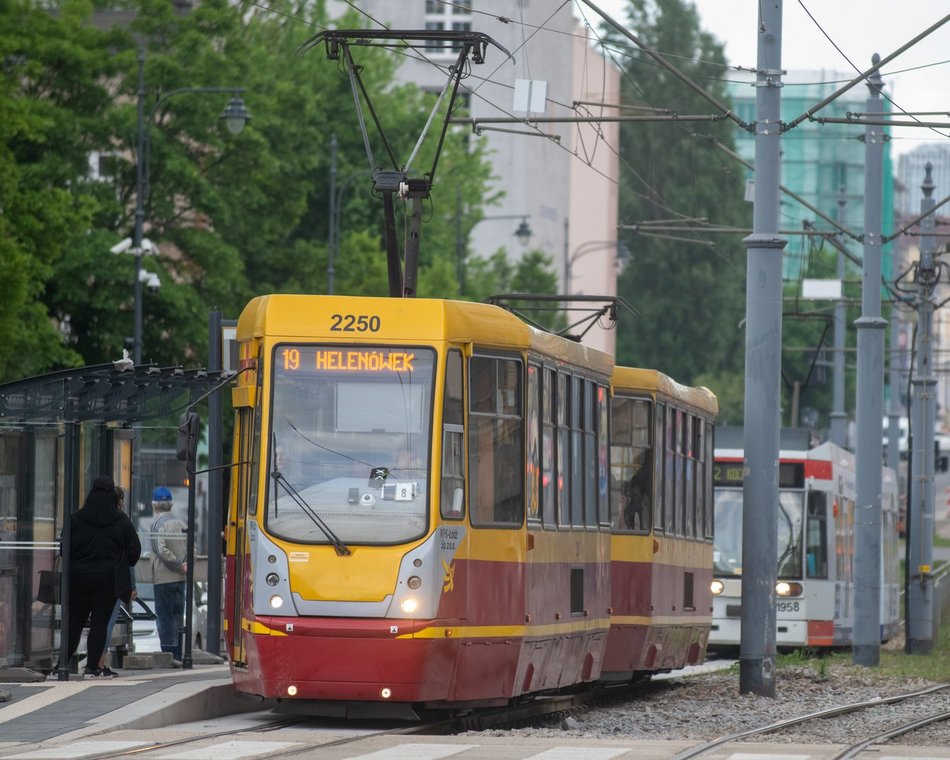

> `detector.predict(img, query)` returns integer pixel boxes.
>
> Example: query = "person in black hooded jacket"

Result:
[65,475,141,677]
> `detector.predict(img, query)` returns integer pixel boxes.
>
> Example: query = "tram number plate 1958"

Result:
[776,601,801,613]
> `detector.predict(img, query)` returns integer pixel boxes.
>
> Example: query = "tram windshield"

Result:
[266,344,435,545]
[713,488,805,578]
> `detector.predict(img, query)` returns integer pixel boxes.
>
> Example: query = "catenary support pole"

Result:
[739,0,786,698]
[829,189,848,448]
[853,57,886,667]
[183,460,197,669]
[907,162,937,654]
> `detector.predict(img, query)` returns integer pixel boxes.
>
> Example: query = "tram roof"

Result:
[612,365,719,418]
[0,363,230,424]
[238,294,614,377]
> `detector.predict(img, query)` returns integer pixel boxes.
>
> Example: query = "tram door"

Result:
[227,395,261,666]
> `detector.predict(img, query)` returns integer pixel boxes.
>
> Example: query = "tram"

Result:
[223,294,718,714]
[604,367,717,676]
[710,427,900,649]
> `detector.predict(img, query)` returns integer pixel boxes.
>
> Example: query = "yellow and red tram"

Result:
[604,368,718,676]
[223,294,717,713]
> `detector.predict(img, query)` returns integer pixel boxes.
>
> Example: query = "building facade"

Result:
[728,70,895,281]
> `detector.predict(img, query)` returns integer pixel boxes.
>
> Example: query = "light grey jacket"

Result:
[150,512,187,585]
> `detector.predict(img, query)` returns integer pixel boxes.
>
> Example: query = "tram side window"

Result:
[570,376,584,527]
[583,381,597,527]
[248,363,264,516]
[654,403,665,533]
[664,407,676,533]
[691,417,704,539]
[469,355,524,527]
[558,372,570,527]
[526,364,541,522]
[610,396,652,533]
[597,386,609,526]
[542,367,557,528]
[682,413,693,537]
[806,491,828,578]
[441,350,465,520]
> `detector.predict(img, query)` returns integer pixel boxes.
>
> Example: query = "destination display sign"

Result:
[713,460,804,488]
[278,347,416,374]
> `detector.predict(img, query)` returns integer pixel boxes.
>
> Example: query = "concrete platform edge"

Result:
[88,679,263,734]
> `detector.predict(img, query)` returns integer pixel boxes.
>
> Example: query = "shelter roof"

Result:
[0,363,228,424]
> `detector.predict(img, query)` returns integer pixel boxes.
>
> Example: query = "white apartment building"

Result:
[327,1,621,355]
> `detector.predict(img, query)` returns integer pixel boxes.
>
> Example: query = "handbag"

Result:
[37,557,62,604]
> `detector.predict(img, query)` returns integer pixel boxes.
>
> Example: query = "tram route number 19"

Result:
[330,313,381,332]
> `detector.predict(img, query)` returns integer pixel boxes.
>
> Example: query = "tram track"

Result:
[671,682,950,759]
[44,678,663,760]
[56,713,449,760]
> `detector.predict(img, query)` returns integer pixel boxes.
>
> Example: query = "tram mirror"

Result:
[177,411,200,463]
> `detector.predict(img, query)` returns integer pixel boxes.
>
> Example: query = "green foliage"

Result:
[1,0,500,380]
[0,0,124,379]
[607,0,750,386]
[692,370,744,425]
[463,248,564,332]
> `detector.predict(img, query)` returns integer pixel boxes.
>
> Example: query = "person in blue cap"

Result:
[149,486,187,663]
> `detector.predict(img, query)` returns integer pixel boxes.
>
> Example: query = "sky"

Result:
[579,1,950,157]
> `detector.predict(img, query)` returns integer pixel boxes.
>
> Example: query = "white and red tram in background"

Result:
[710,427,900,650]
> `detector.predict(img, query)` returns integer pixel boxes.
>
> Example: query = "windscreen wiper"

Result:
[272,470,352,556]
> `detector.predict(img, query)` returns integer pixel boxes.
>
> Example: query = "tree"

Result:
[607,0,750,387]
[0,0,126,380]
[1,0,500,380]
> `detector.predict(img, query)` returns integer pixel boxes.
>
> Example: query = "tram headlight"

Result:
[400,597,418,614]
[407,575,422,590]
[269,595,284,609]
[287,685,297,696]
[265,572,280,587]
[710,579,724,596]
[776,581,803,598]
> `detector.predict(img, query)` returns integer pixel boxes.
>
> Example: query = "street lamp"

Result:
[128,47,250,365]
[565,239,630,295]
[514,218,532,247]
[473,213,533,247]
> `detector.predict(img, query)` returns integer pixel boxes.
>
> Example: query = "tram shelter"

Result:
[0,362,229,677]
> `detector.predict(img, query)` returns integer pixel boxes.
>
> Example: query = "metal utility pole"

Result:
[739,0,786,698]
[853,57,886,667]
[907,162,938,654]
[206,310,224,657]
[829,189,848,448]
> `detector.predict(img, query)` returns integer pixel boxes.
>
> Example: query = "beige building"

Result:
[328,1,621,354]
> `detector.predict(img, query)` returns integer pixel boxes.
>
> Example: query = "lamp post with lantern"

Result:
[126,47,251,365]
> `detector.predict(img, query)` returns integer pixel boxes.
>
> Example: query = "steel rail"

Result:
[833,706,950,758]
[671,682,950,759]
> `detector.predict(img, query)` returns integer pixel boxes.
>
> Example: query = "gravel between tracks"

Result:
[467,663,950,747]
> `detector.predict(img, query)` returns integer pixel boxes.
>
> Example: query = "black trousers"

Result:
[66,570,116,668]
